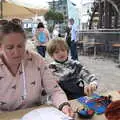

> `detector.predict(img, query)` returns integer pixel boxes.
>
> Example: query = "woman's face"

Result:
[0,32,26,65]
[52,47,68,62]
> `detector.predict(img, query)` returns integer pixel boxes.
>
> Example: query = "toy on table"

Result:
[77,107,94,119]
[77,93,112,118]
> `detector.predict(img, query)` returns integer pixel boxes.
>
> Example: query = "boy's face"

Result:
[52,47,68,62]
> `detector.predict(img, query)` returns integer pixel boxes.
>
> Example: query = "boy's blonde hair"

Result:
[47,37,69,57]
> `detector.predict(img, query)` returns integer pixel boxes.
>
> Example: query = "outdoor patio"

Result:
[26,38,120,95]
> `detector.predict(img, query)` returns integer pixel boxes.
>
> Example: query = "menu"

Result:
[21,106,73,120]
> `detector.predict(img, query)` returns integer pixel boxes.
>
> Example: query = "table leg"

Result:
[118,48,120,67]
[118,48,120,63]
[94,46,96,58]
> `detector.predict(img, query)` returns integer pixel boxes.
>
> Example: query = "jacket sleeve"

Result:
[79,65,98,86]
[40,61,68,108]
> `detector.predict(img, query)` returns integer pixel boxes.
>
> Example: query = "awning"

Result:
[8,0,49,9]
[0,0,49,19]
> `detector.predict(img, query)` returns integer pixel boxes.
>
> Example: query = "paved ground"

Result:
[26,39,120,94]
[78,55,120,94]
[46,53,120,94]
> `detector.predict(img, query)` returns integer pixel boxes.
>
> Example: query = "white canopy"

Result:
[0,0,49,19]
[8,0,49,9]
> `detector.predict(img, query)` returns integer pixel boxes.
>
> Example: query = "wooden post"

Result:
[0,0,3,18]
[98,0,102,28]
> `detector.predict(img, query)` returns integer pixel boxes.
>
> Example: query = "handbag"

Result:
[59,79,85,100]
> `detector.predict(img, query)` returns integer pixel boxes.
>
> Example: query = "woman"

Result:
[0,21,74,117]
[35,22,50,57]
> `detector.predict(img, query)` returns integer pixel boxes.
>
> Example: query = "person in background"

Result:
[47,38,98,100]
[65,26,71,48]
[105,100,120,120]
[0,21,74,117]
[52,24,59,39]
[34,22,50,57]
[32,24,37,37]
[69,18,78,60]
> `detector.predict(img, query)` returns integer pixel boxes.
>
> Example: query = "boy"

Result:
[47,38,98,99]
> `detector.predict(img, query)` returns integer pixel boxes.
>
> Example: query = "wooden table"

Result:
[85,42,104,58]
[112,43,120,64]
[77,41,87,55]
[77,41,104,57]
[0,91,119,120]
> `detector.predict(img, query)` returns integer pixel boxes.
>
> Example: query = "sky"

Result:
[9,0,80,9]
[47,0,80,6]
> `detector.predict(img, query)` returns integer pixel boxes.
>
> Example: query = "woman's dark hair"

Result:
[0,19,8,25]
[11,18,22,25]
[37,22,44,29]
[0,21,26,42]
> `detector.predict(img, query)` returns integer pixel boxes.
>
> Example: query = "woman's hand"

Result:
[61,105,75,118]
[84,83,97,96]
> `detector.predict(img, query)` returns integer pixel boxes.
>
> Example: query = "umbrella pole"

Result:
[0,0,3,18]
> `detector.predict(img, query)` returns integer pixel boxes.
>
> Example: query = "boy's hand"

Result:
[61,105,75,118]
[84,83,97,96]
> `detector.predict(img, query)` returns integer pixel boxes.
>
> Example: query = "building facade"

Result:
[48,0,80,34]
[80,0,94,30]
